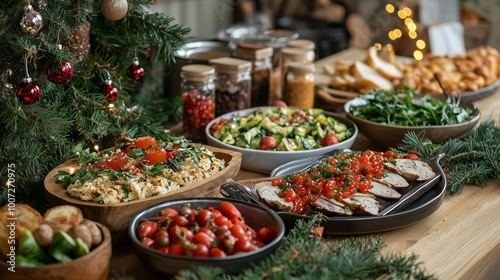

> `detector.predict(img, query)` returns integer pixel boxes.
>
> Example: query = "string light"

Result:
[94,144,100,151]
[416,40,426,49]
[386,4,395,13]
[375,3,425,60]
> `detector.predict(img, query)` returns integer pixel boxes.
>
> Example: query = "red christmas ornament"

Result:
[101,79,118,102]
[47,61,73,84]
[16,77,41,104]
[127,57,144,81]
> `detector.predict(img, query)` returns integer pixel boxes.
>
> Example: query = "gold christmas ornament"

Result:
[101,0,128,21]
[20,4,43,35]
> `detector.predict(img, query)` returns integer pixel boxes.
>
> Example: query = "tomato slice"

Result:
[144,146,167,165]
[94,152,129,171]
[134,136,157,149]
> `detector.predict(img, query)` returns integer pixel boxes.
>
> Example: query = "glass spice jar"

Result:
[280,47,311,100]
[286,39,316,62]
[285,62,315,109]
[180,64,215,142]
[209,57,252,117]
[233,43,273,107]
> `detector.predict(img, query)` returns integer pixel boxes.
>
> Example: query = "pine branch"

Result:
[176,215,436,280]
[398,118,500,194]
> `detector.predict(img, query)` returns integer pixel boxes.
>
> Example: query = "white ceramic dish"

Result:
[205,107,358,174]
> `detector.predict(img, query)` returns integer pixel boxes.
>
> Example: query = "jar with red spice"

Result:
[209,57,252,117]
[181,64,215,142]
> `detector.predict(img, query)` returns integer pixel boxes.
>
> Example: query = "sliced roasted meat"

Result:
[254,181,293,212]
[342,193,380,216]
[373,171,409,189]
[384,159,436,181]
[368,181,402,200]
[311,196,353,216]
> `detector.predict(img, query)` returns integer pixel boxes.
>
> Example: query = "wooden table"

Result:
[109,51,500,280]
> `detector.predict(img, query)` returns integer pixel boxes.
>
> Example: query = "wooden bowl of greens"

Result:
[344,89,481,149]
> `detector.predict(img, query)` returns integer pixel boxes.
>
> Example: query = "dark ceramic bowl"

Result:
[128,198,285,277]
[344,97,481,149]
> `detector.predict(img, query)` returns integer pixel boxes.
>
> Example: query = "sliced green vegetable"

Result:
[19,230,52,264]
[49,231,76,263]
[16,255,44,267]
[73,238,90,257]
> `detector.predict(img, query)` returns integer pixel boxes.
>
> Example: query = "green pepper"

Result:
[18,229,52,264]
[73,237,90,257]
[49,231,76,263]
[16,255,44,267]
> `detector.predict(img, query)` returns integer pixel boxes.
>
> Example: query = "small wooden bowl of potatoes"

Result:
[0,204,111,280]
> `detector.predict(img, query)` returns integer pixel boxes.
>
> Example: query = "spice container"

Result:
[285,62,315,109]
[233,43,273,107]
[181,64,215,142]
[286,39,316,62]
[209,57,252,117]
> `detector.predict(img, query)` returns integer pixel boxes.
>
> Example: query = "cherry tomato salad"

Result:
[210,107,353,151]
[136,201,280,258]
[271,149,418,214]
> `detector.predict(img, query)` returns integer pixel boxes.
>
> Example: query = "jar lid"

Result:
[281,47,309,61]
[288,61,315,73]
[181,64,215,81]
[287,39,316,50]
[233,43,273,61]
[209,57,251,73]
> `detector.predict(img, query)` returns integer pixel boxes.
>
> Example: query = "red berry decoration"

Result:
[127,57,144,81]
[101,79,118,102]
[16,77,41,104]
[47,61,73,84]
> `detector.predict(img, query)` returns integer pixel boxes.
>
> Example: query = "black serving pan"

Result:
[221,152,446,235]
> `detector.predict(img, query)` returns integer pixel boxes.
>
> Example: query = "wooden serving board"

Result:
[43,145,242,242]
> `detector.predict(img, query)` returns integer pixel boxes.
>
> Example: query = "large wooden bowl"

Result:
[43,145,242,243]
[0,222,111,280]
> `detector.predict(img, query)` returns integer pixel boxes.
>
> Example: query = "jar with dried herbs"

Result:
[233,43,273,107]
[181,64,215,142]
[285,62,315,109]
[209,57,252,116]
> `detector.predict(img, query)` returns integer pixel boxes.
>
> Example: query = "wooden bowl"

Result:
[43,145,242,244]
[0,222,111,280]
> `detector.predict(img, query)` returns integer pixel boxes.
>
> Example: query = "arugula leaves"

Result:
[350,88,473,126]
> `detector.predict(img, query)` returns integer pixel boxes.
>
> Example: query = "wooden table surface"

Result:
[109,50,500,280]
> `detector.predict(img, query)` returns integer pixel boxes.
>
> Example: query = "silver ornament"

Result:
[20,5,43,35]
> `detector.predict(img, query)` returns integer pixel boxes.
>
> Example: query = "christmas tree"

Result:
[0,0,190,210]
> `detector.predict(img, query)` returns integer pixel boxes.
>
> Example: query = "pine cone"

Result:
[69,22,91,60]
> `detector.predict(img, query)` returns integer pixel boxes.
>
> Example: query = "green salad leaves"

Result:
[349,88,474,126]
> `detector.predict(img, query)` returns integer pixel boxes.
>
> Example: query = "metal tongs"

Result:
[434,73,461,107]
[220,179,270,210]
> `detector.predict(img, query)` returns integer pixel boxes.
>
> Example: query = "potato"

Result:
[68,224,92,249]
[33,223,54,247]
[81,220,103,248]
[0,204,44,260]
[43,205,83,232]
